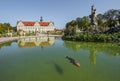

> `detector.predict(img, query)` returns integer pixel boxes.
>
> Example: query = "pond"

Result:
[0,36,120,81]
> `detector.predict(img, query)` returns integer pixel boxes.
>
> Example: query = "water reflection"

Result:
[63,41,81,51]
[18,36,55,48]
[63,41,120,64]
[0,37,120,81]
[89,47,97,64]
[0,40,17,49]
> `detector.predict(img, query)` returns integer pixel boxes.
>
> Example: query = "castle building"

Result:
[17,17,55,33]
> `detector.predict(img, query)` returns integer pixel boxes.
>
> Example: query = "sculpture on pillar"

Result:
[89,5,98,27]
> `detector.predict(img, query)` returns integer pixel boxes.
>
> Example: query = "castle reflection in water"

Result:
[18,36,55,48]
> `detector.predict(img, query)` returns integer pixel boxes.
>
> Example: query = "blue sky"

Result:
[0,0,120,29]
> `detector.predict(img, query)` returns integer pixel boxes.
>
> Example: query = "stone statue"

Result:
[89,5,98,26]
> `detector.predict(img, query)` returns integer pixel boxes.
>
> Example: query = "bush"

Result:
[62,32,120,43]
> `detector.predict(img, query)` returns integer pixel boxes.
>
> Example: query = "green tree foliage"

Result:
[103,9,120,27]
[64,9,120,36]
[82,16,90,29]
[64,20,78,36]
[103,9,120,21]
[96,14,103,26]
[0,24,3,33]
[12,26,17,32]
[64,16,90,36]
[76,17,82,29]
[0,23,13,34]
[76,16,90,30]
[63,9,120,42]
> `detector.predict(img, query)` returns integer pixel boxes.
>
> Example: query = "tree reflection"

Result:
[63,41,120,64]
[63,41,81,52]
[0,40,17,49]
[89,47,97,64]
[63,41,120,56]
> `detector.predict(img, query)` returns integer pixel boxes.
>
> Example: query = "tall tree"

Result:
[82,16,90,29]
[76,16,90,30]
[0,24,3,33]
[76,17,83,29]
[103,9,120,27]
[97,13,103,26]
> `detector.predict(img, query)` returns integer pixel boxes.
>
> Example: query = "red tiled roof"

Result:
[20,21,50,26]
[39,22,50,26]
[22,22,35,26]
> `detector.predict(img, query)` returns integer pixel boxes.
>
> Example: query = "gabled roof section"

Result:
[22,21,35,26]
[39,22,50,26]
[17,21,53,26]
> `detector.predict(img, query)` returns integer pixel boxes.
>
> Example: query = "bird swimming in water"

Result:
[66,56,80,67]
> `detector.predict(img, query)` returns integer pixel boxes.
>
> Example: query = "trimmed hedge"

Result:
[62,32,120,42]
